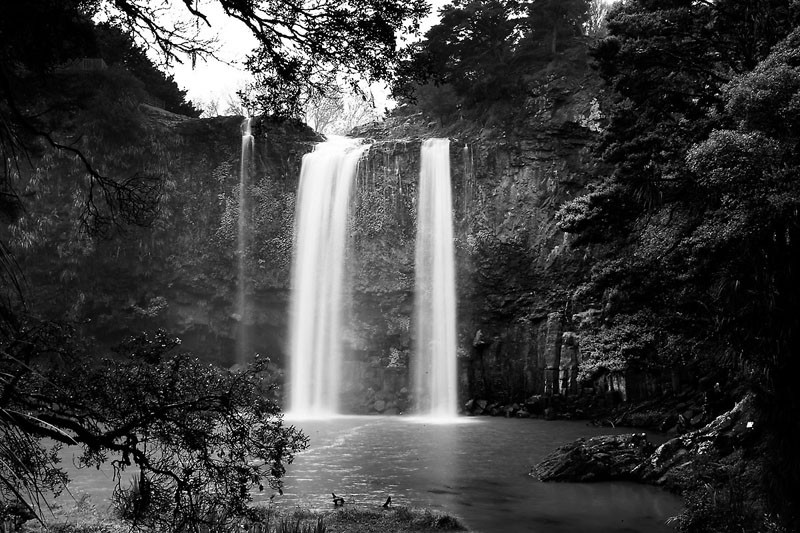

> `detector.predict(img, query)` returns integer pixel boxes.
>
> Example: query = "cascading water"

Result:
[236,117,254,365]
[413,138,458,417]
[288,137,369,417]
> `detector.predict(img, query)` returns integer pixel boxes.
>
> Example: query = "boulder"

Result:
[525,395,545,414]
[532,433,653,482]
[639,393,757,488]
[532,393,758,492]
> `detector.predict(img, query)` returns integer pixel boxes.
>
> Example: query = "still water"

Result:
[267,416,682,533]
[61,416,681,532]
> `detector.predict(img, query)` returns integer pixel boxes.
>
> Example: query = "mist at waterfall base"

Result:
[414,138,458,417]
[287,137,369,417]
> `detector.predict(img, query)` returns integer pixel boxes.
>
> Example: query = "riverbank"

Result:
[30,416,679,533]
[16,506,469,533]
[531,392,789,532]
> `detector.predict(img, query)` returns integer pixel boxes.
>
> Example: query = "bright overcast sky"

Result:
[167,0,450,110]
[167,2,257,109]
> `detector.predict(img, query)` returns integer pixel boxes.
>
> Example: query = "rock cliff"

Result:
[14,58,620,412]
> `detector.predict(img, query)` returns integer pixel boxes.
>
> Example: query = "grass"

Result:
[323,507,467,533]
[14,496,470,533]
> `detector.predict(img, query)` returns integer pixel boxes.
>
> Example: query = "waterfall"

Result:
[288,136,369,417]
[414,138,458,417]
[236,117,254,365]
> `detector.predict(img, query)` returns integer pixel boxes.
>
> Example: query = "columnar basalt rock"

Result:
[559,331,579,395]
[544,312,564,395]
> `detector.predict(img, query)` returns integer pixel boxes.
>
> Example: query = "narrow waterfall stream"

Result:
[236,117,254,365]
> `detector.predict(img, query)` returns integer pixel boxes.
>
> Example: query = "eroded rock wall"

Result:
[341,88,603,410]
[16,69,610,411]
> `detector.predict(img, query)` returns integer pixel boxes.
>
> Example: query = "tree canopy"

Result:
[393,0,590,116]
[556,0,800,525]
[1,326,307,530]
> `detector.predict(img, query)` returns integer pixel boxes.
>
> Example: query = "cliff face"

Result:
[13,61,608,411]
[340,81,601,411]
[13,109,318,367]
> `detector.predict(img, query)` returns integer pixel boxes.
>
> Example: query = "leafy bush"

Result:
[1,324,307,533]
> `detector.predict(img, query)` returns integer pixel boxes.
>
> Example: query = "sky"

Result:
[167,0,450,113]
[167,2,258,111]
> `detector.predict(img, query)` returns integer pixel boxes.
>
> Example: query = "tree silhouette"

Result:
[0,0,427,526]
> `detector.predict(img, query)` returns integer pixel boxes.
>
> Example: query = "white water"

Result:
[288,137,369,417]
[236,117,254,365]
[414,138,458,417]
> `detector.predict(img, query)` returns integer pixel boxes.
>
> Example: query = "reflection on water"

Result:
[60,416,681,533]
[271,416,681,533]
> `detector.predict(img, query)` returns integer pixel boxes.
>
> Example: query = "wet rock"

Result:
[533,394,758,492]
[639,393,757,489]
[658,414,678,433]
[532,433,654,482]
[526,395,545,415]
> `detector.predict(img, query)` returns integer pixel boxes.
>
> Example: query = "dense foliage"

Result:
[393,0,590,115]
[93,23,201,117]
[0,0,199,241]
[1,326,307,531]
[556,0,800,527]
[241,0,429,117]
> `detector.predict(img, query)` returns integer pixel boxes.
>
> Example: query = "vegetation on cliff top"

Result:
[392,0,599,126]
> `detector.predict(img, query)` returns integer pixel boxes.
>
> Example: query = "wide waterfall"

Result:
[236,117,254,365]
[414,138,458,417]
[288,137,369,417]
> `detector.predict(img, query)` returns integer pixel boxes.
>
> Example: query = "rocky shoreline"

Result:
[530,393,758,494]
[462,379,736,432]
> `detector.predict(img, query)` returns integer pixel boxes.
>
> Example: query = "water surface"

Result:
[60,416,680,532]
[268,416,681,533]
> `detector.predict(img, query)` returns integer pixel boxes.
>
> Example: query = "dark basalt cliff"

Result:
[14,67,629,413]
